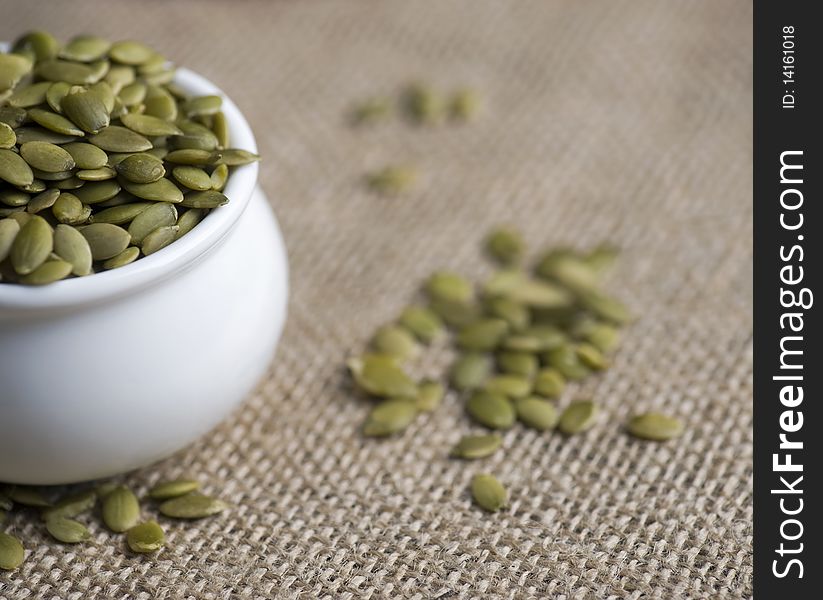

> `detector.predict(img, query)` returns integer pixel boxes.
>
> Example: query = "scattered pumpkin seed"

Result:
[558,400,598,435]
[127,520,165,553]
[466,390,515,429]
[414,379,444,412]
[366,165,416,195]
[41,490,96,520]
[45,517,91,543]
[363,398,418,436]
[347,354,417,398]
[402,83,444,125]
[0,532,24,571]
[449,88,481,121]
[470,474,507,512]
[450,352,492,391]
[149,478,200,500]
[370,324,420,361]
[6,486,51,507]
[398,306,444,343]
[515,397,559,431]
[450,434,502,459]
[626,412,684,441]
[158,493,228,519]
[101,485,140,532]
[485,227,523,265]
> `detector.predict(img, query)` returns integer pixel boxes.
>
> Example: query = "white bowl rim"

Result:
[0,67,259,312]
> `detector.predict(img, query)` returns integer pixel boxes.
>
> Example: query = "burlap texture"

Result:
[0,1,752,598]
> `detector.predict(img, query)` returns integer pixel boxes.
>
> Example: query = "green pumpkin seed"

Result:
[80,223,131,260]
[558,400,598,435]
[428,297,482,328]
[579,290,631,324]
[141,225,179,255]
[0,148,35,187]
[6,486,51,507]
[485,227,523,265]
[210,163,228,190]
[365,165,417,194]
[30,168,75,182]
[20,259,72,285]
[347,353,417,398]
[502,325,565,352]
[45,81,71,112]
[101,485,140,532]
[579,322,620,353]
[497,351,538,378]
[51,193,85,223]
[118,81,147,107]
[370,324,420,361]
[89,125,151,153]
[533,368,565,398]
[62,142,108,170]
[164,149,220,165]
[470,474,507,512]
[127,520,165,553]
[515,397,559,430]
[183,95,222,117]
[212,111,229,147]
[110,40,155,65]
[61,90,110,134]
[175,208,204,238]
[402,83,444,125]
[102,246,140,269]
[12,30,59,62]
[485,296,530,332]
[583,244,619,274]
[541,255,601,294]
[53,224,93,276]
[90,202,152,225]
[128,202,177,245]
[121,177,183,203]
[1,190,30,207]
[18,179,47,193]
[457,318,509,351]
[10,215,52,275]
[350,97,392,125]
[449,88,481,121]
[104,64,135,93]
[41,490,96,520]
[158,493,228,519]
[363,398,418,436]
[59,34,110,62]
[26,188,60,213]
[7,211,32,226]
[543,345,589,380]
[398,306,443,344]
[77,166,117,181]
[485,269,573,308]
[466,390,515,429]
[626,412,684,441]
[19,141,76,174]
[138,54,167,75]
[74,180,122,204]
[0,218,20,262]
[115,152,166,184]
[149,478,200,500]
[450,352,492,391]
[450,434,502,459]
[483,374,532,399]
[414,379,444,412]
[7,81,51,108]
[168,133,218,152]
[172,166,212,191]
[143,93,177,121]
[35,58,106,85]
[13,126,81,145]
[425,271,473,303]
[0,53,32,92]
[0,532,25,571]
[576,343,608,370]
[216,148,259,166]
[179,189,228,208]
[120,113,182,137]
[45,517,91,544]
[0,105,28,129]
[27,108,85,137]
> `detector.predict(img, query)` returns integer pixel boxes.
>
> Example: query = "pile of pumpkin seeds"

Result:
[352,83,479,196]
[0,31,259,285]
[0,478,228,570]
[347,227,684,512]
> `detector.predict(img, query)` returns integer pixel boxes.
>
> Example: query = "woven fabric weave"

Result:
[0,1,752,598]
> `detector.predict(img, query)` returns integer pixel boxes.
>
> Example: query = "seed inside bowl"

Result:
[0,31,260,285]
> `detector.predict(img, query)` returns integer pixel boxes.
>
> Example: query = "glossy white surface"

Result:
[0,70,288,484]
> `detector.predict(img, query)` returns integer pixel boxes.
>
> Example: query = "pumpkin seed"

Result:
[53,224,93,275]
[485,227,523,265]
[91,202,152,225]
[402,83,444,125]
[363,398,418,436]
[149,478,200,500]
[172,166,212,191]
[141,225,179,255]
[74,180,122,204]
[457,318,509,351]
[7,486,51,507]
[104,64,136,93]
[101,485,140,532]
[576,343,608,370]
[502,325,565,352]
[466,390,515,429]
[0,53,32,92]
[45,81,71,112]
[102,246,140,269]
[121,113,182,137]
[497,351,538,378]
[158,493,228,519]
[61,90,110,134]
[13,126,80,145]
[515,397,559,430]
[115,152,166,184]
[483,374,532,399]
[62,142,108,169]
[12,30,59,62]
[350,97,392,125]
[398,306,444,343]
[41,490,96,520]
[10,215,52,275]
[35,58,106,85]
[88,125,151,153]
[0,218,20,262]
[216,148,260,166]
[27,108,85,137]
[118,81,148,107]
[77,166,117,181]
[485,269,573,308]
[579,290,631,324]
[80,223,131,260]
[0,105,28,129]
[414,379,444,412]
[626,412,684,441]
[179,189,228,208]
[0,148,35,187]
[542,345,589,380]
[485,296,530,331]
[121,177,183,203]
[558,400,598,435]
[0,190,29,207]
[175,208,204,238]
[470,474,507,512]
[169,133,218,152]
[128,202,177,245]
[26,188,60,213]
[449,88,481,121]
[60,34,111,62]
[8,81,51,108]
[450,434,501,459]
[579,321,620,353]
[583,244,620,274]
[210,163,228,190]
[45,517,91,544]
[0,532,24,571]
[429,297,482,329]
[109,40,155,65]
[533,368,565,398]
[19,141,75,173]
[450,352,492,391]
[347,353,417,398]
[212,111,229,147]
[164,149,220,165]
[20,259,73,285]
[143,93,177,120]
[366,165,416,195]
[370,324,420,361]
[127,520,165,553]
[425,271,473,303]
[183,95,222,117]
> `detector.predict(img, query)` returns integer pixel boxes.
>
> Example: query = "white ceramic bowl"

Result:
[0,68,288,485]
